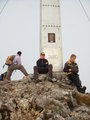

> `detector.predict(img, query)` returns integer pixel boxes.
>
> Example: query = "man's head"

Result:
[70,54,77,63]
[40,52,45,59]
[17,51,22,56]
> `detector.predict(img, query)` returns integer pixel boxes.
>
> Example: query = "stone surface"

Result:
[0,73,90,120]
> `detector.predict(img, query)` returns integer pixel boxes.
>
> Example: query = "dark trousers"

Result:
[68,73,82,90]
[34,64,53,80]
[38,67,48,74]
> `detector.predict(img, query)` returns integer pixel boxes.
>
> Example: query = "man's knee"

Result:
[48,64,53,68]
[18,65,24,70]
[6,70,12,80]
[34,66,38,72]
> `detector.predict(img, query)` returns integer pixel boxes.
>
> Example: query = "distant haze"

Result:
[0,0,90,92]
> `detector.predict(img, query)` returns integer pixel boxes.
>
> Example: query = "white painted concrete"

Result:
[40,0,63,71]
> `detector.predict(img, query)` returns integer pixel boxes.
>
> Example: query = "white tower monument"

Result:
[40,0,63,71]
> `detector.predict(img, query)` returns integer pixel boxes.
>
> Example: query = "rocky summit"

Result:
[0,72,90,120]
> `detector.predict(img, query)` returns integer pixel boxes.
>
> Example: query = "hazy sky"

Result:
[0,0,90,92]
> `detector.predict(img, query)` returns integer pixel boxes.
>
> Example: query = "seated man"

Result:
[6,51,28,80]
[64,54,86,93]
[34,52,53,81]
[0,74,5,81]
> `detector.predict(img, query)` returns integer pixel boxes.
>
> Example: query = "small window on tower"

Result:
[48,33,55,43]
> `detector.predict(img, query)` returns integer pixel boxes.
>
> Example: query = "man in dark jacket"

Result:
[64,54,86,93]
[34,52,53,81]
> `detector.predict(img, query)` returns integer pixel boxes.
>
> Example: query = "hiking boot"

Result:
[82,86,86,93]
[78,86,86,94]
[48,77,54,83]
[34,79,42,84]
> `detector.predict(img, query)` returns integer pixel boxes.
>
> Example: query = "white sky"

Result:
[0,0,90,92]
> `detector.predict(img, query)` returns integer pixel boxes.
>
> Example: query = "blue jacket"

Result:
[0,75,2,81]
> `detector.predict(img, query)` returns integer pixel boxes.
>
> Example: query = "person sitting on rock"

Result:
[6,51,28,80]
[0,74,5,81]
[0,72,7,81]
[34,52,53,81]
[63,54,86,93]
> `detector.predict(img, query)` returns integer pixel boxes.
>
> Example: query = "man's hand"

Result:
[72,67,78,73]
[46,62,48,65]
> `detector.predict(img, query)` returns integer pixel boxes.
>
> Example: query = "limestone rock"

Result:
[73,91,90,106]
[0,72,90,120]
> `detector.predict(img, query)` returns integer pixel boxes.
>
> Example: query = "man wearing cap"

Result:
[34,52,53,81]
[64,54,86,93]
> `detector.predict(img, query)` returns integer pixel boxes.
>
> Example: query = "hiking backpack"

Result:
[3,55,15,67]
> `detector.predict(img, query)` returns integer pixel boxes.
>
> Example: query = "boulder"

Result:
[0,72,90,120]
